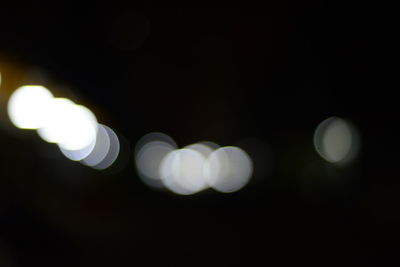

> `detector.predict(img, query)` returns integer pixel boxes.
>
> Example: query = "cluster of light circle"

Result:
[7,85,120,169]
[135,133,254,195]
[1,72,361,184]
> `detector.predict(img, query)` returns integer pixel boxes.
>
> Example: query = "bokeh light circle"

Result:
[159,148,208,195]
[314,116,360,165]
[59,138,97,161]
[7,85,54,129]
[204,146,253,193]
[37,98,98,151]
[90,125,120,170]
[134,132,178,188]
[80,124,111,166]
[135,141,176,188]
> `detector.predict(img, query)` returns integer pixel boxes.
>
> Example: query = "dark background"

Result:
[0,6,399,266]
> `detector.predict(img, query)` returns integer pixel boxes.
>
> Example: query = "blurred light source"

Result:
[36,98,74,142]
[135,132,177,188]
[86,125,121,170]
[84,125,120,170]
[136,141,176,188]
[204,146,253,193]
[7,85,54,129]
[5,80,120,170]
[314,116,360,165]
[135,132,177,151]
[159,148,208,195]
[79,124,110,165]
[134,133,255,194]
[37,98,98,151]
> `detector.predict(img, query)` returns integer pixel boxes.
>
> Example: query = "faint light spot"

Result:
[184,142,216,158]
[135,132,177,152]
[7,85,54,129]
[135,132,178,188]
[160,148,208,195]
[204,146,253,193]
[314,116,360,164]
[37,98,98,151]
[136,141,176,188]
[89,125,120,170]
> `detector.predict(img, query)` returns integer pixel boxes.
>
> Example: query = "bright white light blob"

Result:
[204,146,253,193]
[7,85,54,129]
[52,103,98,152]
[314,117,360,164]
[79,124,111,165]
[59,123,113,162]
[37,98,98,151]
[36,98,75,142]
[88,125,120,170]
[159,148,208,195]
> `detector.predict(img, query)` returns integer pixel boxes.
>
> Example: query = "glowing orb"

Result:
[204,146,253,193]
[7,85,54,129]
[314,116,360,164]
[159,148,208,195]
[37,98,98,151]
